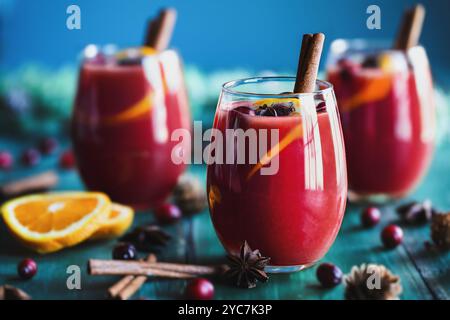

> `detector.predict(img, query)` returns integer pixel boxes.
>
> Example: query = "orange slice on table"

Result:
[1,192,111,253]
[91,203,134,240]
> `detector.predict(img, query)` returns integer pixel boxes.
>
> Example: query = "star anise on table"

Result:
[223,241,270,289]
[120,224,171,252]
[396,199,437,224]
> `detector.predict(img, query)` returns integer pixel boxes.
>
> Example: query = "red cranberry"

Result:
[155,203,182,224]
[361,206,381,227]
[39,137,58,155]
[60,150,75,169]
[21,148,41,166]
[0,151,13,170]
[381,224,404,249]
[316,263,343,288]
[112,243,137,260]
[185,278,214,300]
[17,258,37,280]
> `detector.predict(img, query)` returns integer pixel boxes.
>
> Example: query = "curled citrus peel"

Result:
[115,46,156,61]
[208,185,221,211]
[247,123,303,180]
[253,98,300,108]
[341,75,392,112]
[102,93,154,125]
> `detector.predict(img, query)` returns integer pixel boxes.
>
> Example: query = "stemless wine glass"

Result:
[206,77,347,272]
[327,39,435,202]
[72,46,191,209]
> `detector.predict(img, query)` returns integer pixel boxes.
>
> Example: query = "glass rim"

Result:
[329,38,424,52]
[222,76,333,98]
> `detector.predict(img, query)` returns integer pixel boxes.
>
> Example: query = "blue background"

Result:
[1,0,450,78]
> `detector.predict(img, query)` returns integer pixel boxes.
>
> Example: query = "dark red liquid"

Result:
[328,50,435,198]
[72,51,190,208]
[207,104,347,266]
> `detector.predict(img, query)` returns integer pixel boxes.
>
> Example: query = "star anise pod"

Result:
[121,224,171,252]
[223,241,270,289]
[396,199,436,224]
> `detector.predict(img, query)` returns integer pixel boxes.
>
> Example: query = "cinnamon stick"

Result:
[0,171,59,199]
[294,33,325,93]
[108,254,157,299]
[89,259,223,278]
[394,4,425,50]
[144,8,177,51]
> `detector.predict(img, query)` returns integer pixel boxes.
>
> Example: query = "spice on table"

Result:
[0,170,59,200]
[431,211,450,249]
[0,285,31,300]
[121,224,171,252]
[344,264,402,300]
[396,199,436,224]
[172,174,208,215]
[223,241,270,289]
[108,254,157,300]
[88,259,225,278]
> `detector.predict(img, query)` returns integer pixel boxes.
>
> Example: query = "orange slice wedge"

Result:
[1,192,111,253]
[91,203,134,240]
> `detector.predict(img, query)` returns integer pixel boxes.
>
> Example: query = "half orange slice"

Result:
[1,192,111,253]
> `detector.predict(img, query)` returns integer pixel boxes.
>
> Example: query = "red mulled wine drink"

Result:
[72,46,190,209]
[327,40,435,201]
[207,77,347,272]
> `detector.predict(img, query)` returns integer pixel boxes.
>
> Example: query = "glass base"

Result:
[347,190,404,204]
[265,262,315,273]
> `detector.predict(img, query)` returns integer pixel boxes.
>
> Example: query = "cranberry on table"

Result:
[21,148,41,166]
[0,151,13,170]
[361,206,381,227]
[316,263,343,288]
[59,150,75,169]
[17,258,37,280]
[381,224,404,249]
[154,203,182,224]
[185,278,214,300]
[112,243,137,260]
[39,137,58,155]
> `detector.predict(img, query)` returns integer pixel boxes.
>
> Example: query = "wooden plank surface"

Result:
[0,138,448,299]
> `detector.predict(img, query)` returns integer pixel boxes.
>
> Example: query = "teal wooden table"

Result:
[0,138,449,300]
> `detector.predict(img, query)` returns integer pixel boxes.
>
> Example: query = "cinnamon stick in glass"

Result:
[394,4,425,50]
[294,33,325,93]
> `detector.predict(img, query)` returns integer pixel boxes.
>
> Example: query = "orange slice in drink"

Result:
[341,75,392,112]
[91,203,134,240]
[1,192,111,253]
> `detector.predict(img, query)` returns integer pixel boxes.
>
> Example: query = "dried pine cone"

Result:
[344,264,402,300]
[431,212,450,249]
[172,174,207,215]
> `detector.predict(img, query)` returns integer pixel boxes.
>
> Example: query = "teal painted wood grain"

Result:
[0,138,449,300]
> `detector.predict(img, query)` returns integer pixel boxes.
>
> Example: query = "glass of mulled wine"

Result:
[207,77,347,272]
[72,46,191,209]
[327,39,435,201]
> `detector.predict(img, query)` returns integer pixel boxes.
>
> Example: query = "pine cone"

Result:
[431,212,450,249]
[344,264,402,300]
[173,174,207,215]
